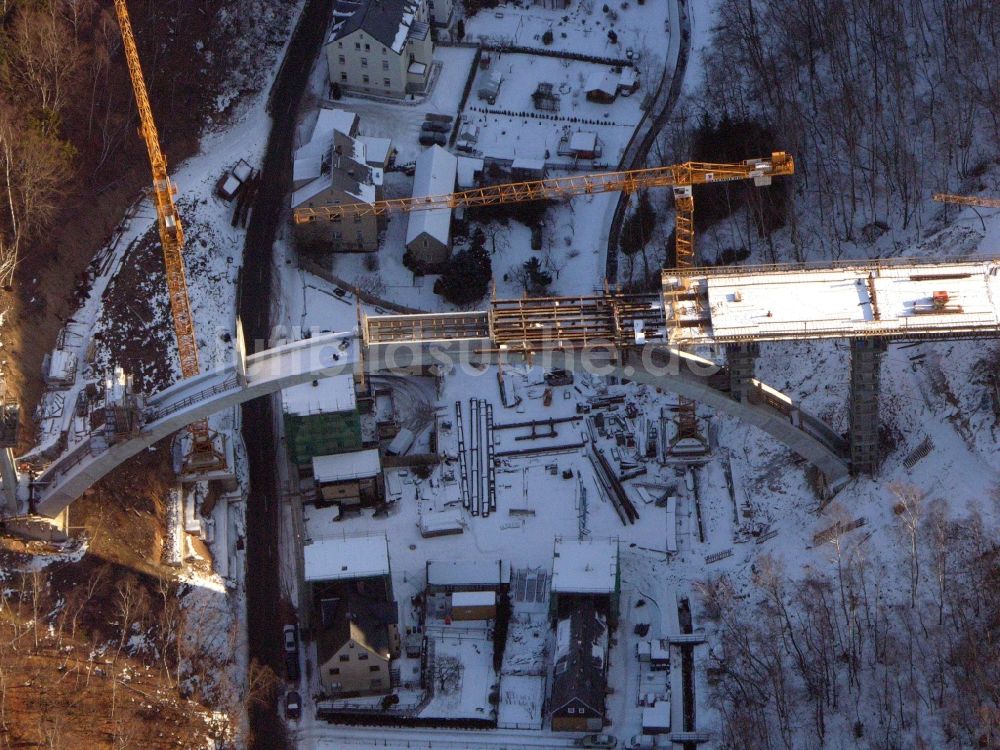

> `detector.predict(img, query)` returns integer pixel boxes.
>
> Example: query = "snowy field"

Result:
[465,0,669,67]
[462,53,644,167]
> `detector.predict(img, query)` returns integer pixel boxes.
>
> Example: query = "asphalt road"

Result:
[605,0,692,284]
[239,1,334,748]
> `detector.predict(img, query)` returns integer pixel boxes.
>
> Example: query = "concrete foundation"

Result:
[849,338,887,474]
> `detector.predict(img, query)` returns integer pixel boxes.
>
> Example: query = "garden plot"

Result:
[420,630,496,720]
[465,0,670,69]
[462,53,644,167]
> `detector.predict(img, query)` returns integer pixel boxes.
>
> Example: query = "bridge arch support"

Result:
[30,334,850,519]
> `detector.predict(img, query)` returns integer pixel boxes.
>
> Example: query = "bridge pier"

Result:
[849,338,887,474]
[726,343,759,401]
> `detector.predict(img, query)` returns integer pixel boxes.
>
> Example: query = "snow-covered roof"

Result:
[328,0,421,55]
[569,131,598,152]
[282,374,356,417]
[456,156,484,189]
[357,136,392,166]
[642,701,671,731]
[512,158,545,171]
[452,591,495,607]
[618,67,638,88]
[312,449,381,483]
[551,537,618,594]
[292,122,376,209]
[426,559,510,588]
[585,70,617,96]
[304,534,389,581]
[406,146,457,247]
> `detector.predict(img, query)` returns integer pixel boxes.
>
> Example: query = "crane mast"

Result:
[114,0,223,470]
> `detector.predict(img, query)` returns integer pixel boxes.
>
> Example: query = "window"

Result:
[365,43,370,51]
[368,665,380,672]
[339,654,350,662]
[382,47,387,55]
[329,667,340,676]
[340,72,347,82]
[338,55,345,64]
[356,231,364,242]
[382,60,389,71]
[567,707,576,715]
[362,74,369,84]
[355,42,361,50]
[384,78,391,87]
[330,681,342,689]
[338,41,343,48]
[361,57,368,67]
[358,653,368,661]
[353,214,361,223]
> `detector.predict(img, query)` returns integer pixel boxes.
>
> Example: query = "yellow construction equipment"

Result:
[293,153,795,268]
[933,193,1000,209]
[114,0,224,471]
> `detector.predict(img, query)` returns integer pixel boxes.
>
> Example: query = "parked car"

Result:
[285,690,302,720]
[285,653,300,682]
[418,131,447,146]
[283,624,298,654]
[576,735,618,749]
[421,120,450,133]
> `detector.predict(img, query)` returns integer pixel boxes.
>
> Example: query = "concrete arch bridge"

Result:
[6,255,998,533]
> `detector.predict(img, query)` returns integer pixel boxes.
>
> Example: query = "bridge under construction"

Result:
[3,255,998,537]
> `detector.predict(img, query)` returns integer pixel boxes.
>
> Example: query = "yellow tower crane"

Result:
[293,152,794,269]
[114,0,224,471]
[298,151,793,455]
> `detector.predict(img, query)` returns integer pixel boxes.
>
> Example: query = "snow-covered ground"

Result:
[462,53,644,167]
[465,0,669,69]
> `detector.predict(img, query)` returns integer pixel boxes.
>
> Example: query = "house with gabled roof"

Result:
[316,593,401,696]
[549,598,608,732]
[326,0,434,99]
[405,145,457,268]
[292,114,384,253]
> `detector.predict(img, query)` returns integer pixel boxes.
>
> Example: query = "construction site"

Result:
[0,0,998,749]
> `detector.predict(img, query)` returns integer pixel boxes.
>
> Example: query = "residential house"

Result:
[549,598,608,732]
[426,559,510,594]
[312,448,384,510]
[550,536,620,620]
[292,118,383,253]
[282,375,367,473]
[405,145,457,268]
[316,594,401,696]
[326,0,434,99]
[584,70,618,103]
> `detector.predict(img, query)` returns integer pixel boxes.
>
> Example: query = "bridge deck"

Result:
[664,257,1000,344]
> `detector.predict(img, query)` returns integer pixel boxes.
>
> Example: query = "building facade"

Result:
[326,0,434,99]
[292,114,384,253]
[405,145,457,268]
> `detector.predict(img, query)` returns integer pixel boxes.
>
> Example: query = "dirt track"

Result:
[239,1,334,747]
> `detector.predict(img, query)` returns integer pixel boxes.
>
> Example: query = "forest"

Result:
[661,0,1000,265]
[702,487,1000,749]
